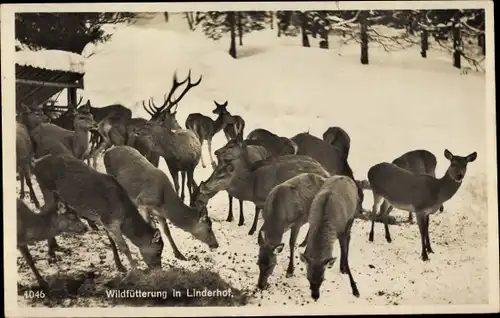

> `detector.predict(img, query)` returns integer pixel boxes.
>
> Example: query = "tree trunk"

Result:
[420,28,428,58]
[238,12,243,46]
[478,33,486,56]
[228,12,237,58]
[452,19,461,69]
[319,30,329,49]
[185,12,194,30]
[164,12,169,22]
[270,11,274,30]
[301,12,310,47]
[360,11,368,65]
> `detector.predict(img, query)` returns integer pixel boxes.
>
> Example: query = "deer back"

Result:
[392,149,437,177]
[247,128,277,140]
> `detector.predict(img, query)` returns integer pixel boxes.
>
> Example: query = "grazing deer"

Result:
[385,150,444,223]
[300,175,361,300]
[194,140,330,235]
[367,149,477,261]
[213,139,270,226]
[256,173,327,290]
[103,146,219,261]
[130,70,203,202]
[185,100,235,169]
[17,192,88,291]
[322,126,351,160]
[17,122,40,208]
[290,132,364,247]
[30,103,98,160]
[32,154,164,271]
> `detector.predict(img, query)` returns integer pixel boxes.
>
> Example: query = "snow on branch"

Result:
[433,38,485,72]
[16,49,86,74]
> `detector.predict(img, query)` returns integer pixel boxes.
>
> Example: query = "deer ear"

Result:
[466,152,477,162]
[444,149,453,160]
[152,229,162,243]
[223,101,228,107]
[300,253,308,263]
[324,257,337,269]
[258,230,265,246]
[273,243,284,254]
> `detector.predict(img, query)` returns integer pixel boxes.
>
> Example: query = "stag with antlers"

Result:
[131,69,204,202]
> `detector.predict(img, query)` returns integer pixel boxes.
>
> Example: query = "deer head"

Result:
[444,149,477,182]
[300,252,336,301]
[50,190,88,235]
[212,100,229,115]
[18,102,50,130]
[257,229,284,290]
[143,69,202,129]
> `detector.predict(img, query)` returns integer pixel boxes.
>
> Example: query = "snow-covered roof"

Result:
[16,49,86,74]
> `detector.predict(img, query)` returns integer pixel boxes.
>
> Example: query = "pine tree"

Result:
[15,12,138,54]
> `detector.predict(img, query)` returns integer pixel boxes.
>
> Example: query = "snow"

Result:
[17,17,493,310]
[16,49,86,74]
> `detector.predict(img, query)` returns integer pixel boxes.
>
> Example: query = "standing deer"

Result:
[17,122,40,208]
[17,192,88,291]
[256,173,327,290]
[30,103,98,160]
[213,139,269,226]
[367,149,477,261]
[103,146,219,261]
[32,154,164,271]
[385,150,444,223]
[300,175,361,300]
[220,101,245,143]
[185,100,235,169]
[322,126,351,161]
[290,131,364,247]
[130,70,203,202]
[193,140,330,235]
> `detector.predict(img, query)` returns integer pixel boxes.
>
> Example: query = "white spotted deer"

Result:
[367,149,477,261]
[300,175,361,300]
[256,173,327,290]
[32,153,164,271]
[185,101,236,169]
[103,146,219,261]
[17,192,88,292]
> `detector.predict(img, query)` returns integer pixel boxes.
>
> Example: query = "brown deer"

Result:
[300,175,361,300]
[367,149,477,261]
[103,146,219,261]
[185,100,237,169]
[17,122,40,208]
[256,173,327,290]
[290,131,364,247]
[17,192,88,291]
[130,70,203,202]
[220,102,245,143]
[385,150,444,223]
[193,140,330,235]
[246,128,298,156]
[32,153,164,271]
[30,103,98,160]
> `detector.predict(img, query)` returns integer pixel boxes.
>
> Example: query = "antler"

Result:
[147,69,203,117]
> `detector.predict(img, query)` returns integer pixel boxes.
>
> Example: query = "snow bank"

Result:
[16,49,86,74]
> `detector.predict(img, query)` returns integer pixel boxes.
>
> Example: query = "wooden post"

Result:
[67,87,77,108]
[420,28,428,58]
[360,11,369,65]
[452,19,462,69]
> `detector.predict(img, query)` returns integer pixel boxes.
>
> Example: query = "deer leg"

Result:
[180,171,186,202]
[106,225,139,270]
[226,193,234,222]
[408,211,414,223]
[299,229,309,248]
[439,205,444,213]
[416,214,429,261]
[83,217,99,231]
[156,216,187,261]
[339,220,360,297]
[286,224,300,277]
[19,169,26,199]
[424,214,434,254]
[24,171,40,209]
[199,140,207,168]
[238,199,245,226]
[248,206,260,235]
[379,200,392,243]
[18,245,49,292]
[207,139,217,169]
[167,165,180,196]
[187,168,197,203]
[369,195,384,242]
[104,229,127,272]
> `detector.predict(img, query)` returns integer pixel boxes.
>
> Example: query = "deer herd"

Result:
[15,70,477,302]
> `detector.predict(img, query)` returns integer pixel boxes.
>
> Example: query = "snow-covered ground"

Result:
[17,15,493,309]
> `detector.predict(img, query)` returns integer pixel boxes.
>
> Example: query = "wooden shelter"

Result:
[15,49,86,114]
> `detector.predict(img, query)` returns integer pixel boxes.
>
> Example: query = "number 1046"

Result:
[24,290,46,299]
